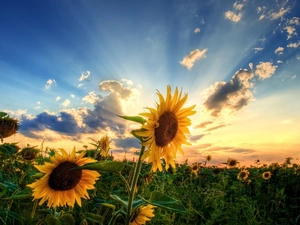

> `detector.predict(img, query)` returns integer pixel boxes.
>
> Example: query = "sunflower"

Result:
[191,163,200,176]
[237,169,250,181]
[27,148,100,208]
[130,204,156,225]
[99,135,110,157]
[227,158,239,168]
[262,171,272,180]
[137,85,196,172]
[206,155,212,162]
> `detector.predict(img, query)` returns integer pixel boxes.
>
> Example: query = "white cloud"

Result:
[259,14,265,20]
[78,83,84,88]
[255,62,278,80]
[180,48,208,70]
[284,26,297,40]
[233,2,243,10]
[289,17,300,26]
[225,11,242,23]
[287,41,300,48]
[275,47,284,55]
[225,2,243,23]
[56,96,61,101]
[253,47,263,53]
[194,27,200,33]
[271,7,290,20]
[277,60,283,64]
[62,99,70,108]
[291,75,297,79]
[82,91,100,104]
[45,79,56,89]
[79,71,91,82]
[70,94,75,98]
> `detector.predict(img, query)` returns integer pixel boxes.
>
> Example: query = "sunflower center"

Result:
[49,161,82,190]
[155,111,178,147]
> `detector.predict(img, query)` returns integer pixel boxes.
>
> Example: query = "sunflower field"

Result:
[1,86,300,225]
[1,142,300,225]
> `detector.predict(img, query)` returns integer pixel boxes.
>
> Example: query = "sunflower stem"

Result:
[125,145,145,225]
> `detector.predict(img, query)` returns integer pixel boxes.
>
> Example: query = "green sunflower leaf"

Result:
[81,212,103,224]
[139,191,188,213]
[3,189,32,200]
[0,112,8,118]
[75,161,125,173]
[118,115,146,125]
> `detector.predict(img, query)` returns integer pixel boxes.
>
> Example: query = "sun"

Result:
[27,148,100,208]
[137,85,196,172]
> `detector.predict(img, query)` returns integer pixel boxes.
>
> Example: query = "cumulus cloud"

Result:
[225,11,242,22]
[224,2,243,23]
[275,47,284,55]
[255,62,277,79]
[61,99,71,108]
[194,27,200,33]
[56,96,61,101]
[99,80,134,100]
[284,26,297,39]
[289,17,300,26]
[180,48,208,70]
[79,71,91,82]
[203,70,255,117]
[45,79,56,89]
[287,41,300,48]
[82,91,101,104]
[203,62,277,116]
[19,111,82,139]
[271,7,290,20]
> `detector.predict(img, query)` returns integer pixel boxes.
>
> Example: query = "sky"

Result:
[1,0,300,167]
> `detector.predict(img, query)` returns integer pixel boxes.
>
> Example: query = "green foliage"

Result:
[0,142,300,225]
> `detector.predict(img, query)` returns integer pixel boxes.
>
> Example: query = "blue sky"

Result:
[1,0,300,166]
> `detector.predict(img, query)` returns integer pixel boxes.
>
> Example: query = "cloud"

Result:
[255,62,277,79]
[79,71,91,82]
[224,2,243,23]
[113,137,140,149]
[19,111,82,138]
[82,91,101,104]
[45,79,56,89]
[275,47,284,55]
[287,41,300,48]
[83,92,127,135]
[253,47,263,53]
[194,28,200,33]
[289,17,300,26]
[225,11,242,23]
[204,123,230,132]
[203,62,277,117]
[189,134,209,142]
[99,80,134,100]
[180,48,208,70]
[284,26,297,39]
[195,121,213,129]
[61,99,71,108]
[203,70,255,117]
[271,7,290,20]
[56,96,61,101]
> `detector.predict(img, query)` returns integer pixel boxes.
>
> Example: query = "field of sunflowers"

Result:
[1,86,300,225]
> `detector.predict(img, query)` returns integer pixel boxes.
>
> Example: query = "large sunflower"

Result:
[138,85,196,172]
[130,204,156,225]
[27,148,100,208]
